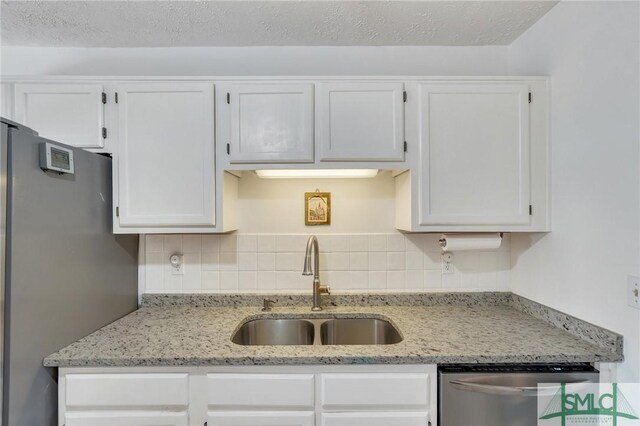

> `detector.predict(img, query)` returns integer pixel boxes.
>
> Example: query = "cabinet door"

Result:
[208,411,314,426]
[14,83,106,149]
[321,412,429,426]
[317,82,404,161]
[116,83,215,227]
[227,84,314,163]
[65,411,189,426]
[418,83,530,226]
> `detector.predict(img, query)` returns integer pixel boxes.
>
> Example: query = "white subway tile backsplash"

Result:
[202,271,220,291]
[405,270,424,290]
[183,235,202,253]
[424,269,442,289]
[257,235,276,252]
[164,235,182,254]
[201,235,220,253]
[424,251,441,270]
[220,234,237,252]
[368,271,387,289]
[146,235,164,253]
[183,270,202,292]
[387,252,405,271]
[145,252,164,291]
[257,252,276,271]
[349,252,368,271]
[349,235,369,252]
[325,252,349,271]
[387,234,405,252]
[202,252,220,271]
[368,252,387,271]
[238,271,258,290]
[368,234,387,252]
[276,252,301,271]
[218,252,238,271]
[184,253,201,271]
[237,234,257,252]
[386,270,406,289]
[220,271,238,291]
[238,252,258,271]
[405,251,423,270]
[349,271,369,289]
[142,233,512,294]
[257,271,276,291]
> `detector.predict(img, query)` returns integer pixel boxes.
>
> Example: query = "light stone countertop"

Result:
[44,299,622,367]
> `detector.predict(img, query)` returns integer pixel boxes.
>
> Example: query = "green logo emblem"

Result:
[539,383,639,425]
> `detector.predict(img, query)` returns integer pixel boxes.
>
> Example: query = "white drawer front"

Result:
[65,410,189,426]
[321,412,429,426]
[320,373,429,410]
[207,374,315,409]
[208,411,315,426]
[66,373,189,408]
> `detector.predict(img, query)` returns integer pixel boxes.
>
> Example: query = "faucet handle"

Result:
[262,298,276,312]
[319,284,330,295]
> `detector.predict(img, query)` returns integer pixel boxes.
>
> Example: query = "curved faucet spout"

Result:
[302,236,319,277]
[302,236,329,311]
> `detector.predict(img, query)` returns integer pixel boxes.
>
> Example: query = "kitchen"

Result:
[0,1,639,425]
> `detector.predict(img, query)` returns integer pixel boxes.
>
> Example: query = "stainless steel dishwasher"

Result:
[438,364,599,426]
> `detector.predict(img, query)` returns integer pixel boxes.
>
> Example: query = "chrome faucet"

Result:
[302,236,330,311]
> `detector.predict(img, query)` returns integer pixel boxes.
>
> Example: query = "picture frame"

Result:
[305,191,331,226]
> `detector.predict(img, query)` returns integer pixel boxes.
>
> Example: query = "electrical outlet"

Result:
[628,275,640,309]
[442,252,454,275]
[170,254,184,276]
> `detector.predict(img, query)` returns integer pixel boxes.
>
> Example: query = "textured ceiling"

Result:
[1,1,558,47]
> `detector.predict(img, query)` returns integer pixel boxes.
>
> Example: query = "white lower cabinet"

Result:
[321,412,429,426]
[59,366,437,426]
[65,411,189,426]
[208,412,315,426]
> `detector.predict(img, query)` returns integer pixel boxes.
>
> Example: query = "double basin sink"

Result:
[232,317,402,346]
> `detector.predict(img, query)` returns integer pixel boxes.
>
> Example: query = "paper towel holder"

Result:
[439,232,504,250]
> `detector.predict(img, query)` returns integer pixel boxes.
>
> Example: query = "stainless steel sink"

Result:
[231,319,315,346]
[320,318,403,345]
[231,317,402,346]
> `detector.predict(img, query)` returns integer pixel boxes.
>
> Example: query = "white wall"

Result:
[508,1,640,382]
[238,171,396,234]
[0,45,508,76]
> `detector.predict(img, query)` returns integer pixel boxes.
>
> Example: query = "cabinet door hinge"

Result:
[529,205,533,215]
[403,90,407,102]
[528,92,532,103]
[115,92,119,103]
[116,206,119,217]
[404,141,408,152]
[102,127,107,139]
[226,92,230,104]
[101,92,107,104]
[226,143,230,155]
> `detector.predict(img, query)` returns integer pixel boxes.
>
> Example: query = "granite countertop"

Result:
[44,293,623,367]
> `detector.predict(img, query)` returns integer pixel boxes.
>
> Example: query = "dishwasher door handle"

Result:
[449,378,591,397]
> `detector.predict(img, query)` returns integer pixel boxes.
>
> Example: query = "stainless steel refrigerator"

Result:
[0,118,139,426]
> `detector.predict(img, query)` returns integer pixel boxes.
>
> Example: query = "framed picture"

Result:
[305,191,331,226]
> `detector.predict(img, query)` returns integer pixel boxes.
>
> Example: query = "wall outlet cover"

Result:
[627,275,640,309]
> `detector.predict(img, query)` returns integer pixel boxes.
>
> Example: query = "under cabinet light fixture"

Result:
[255,169,379,179]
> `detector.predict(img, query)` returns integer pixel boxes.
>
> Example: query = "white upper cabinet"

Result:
[115,82,215,229]
[14,83,107,150]
[317,82,405,162]
[226,83,314,163]
[417,82,531,226]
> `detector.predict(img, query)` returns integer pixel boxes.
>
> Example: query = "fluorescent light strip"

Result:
[255,169,379,179]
